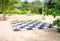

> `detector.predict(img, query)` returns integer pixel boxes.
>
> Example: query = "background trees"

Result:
[0,0,42,15]
[31,0,42,14]
[0,0,11,20]
[0,0,60,20]
[54,0,60,10]
[44,0,60,17]
[0,0,20,20]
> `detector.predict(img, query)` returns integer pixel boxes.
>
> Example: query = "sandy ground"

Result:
[0,14,60,41]
[0,21,60,41]
[6,14,55,24]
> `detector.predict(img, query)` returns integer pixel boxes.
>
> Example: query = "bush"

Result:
[44,8,60,17]
[57,28,60,33]
[31,8,41,14]
[20,10,27,14]
[19,7,28,14]
[53,19,60,26]
[53,19,60,33]
[11,9,21,14]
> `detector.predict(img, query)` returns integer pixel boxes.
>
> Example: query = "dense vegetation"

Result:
[0,0,60,15]
[53,19,60,33]
[44,0,60,17]
[0,0,42,14]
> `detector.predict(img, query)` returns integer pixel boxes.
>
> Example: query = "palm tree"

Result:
[0,0,20,20]
[41,0,45,20]
[30,0,41,14]
[0,0,11,20]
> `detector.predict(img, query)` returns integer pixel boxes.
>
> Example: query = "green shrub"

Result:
[19,7,28,14]
[53,19,60,26]
[44,8,60,17]
[11,9,21,14]
[20,10,27,14]
[53,19,60,33]
[31,8,41,14]
[57,28,60,33]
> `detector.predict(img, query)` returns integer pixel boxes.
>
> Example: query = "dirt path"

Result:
[0,21,60,41]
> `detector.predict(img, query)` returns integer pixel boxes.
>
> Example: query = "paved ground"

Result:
[0,21,60,41]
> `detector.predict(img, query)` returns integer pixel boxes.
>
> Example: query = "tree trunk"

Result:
[42,3,45,20]
[3,14,6,20]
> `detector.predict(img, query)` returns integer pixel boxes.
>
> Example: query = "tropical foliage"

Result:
[0,0,20,20]
[44,0,60,17]
[53,19,60,33]
[0,0,60,20]
[53,19,60,26]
